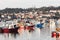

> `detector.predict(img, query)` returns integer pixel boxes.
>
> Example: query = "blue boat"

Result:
[36,23,44,29]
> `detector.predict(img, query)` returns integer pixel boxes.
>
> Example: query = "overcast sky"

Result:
[0,0,60,9]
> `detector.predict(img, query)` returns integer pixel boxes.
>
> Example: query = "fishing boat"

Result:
[2,25,19,33]
[0,21,19,33]
[0,24,35,33]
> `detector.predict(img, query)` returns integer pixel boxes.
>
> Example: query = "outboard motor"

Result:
[14,25,19,33]
[0,28,3,33]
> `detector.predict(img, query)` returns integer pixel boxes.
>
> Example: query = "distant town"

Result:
[0,6,60,21]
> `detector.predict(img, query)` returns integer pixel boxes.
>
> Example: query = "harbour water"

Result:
[0,26,55,40]
[0,19,56,40]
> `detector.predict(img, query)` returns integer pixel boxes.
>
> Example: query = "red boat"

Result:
[2,27,19,33]
[25,25,35,32]
[0,25,20,33]
[52,31,56,38]
[52,31,60,38]
[0,25,35,33]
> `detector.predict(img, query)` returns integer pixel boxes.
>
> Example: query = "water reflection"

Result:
[0,28,55,40]
[3,33,19,38]
[0,28,40,40]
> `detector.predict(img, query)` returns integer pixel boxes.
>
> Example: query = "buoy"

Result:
[52,32,56,38]
[56,33,59,38]
[58,32,60,38]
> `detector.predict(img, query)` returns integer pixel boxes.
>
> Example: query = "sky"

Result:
[0,0,60,9]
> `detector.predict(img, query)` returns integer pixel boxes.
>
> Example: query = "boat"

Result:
[0,25,35,33]
[0,20,35,33]
[51,31,60,38]
[36,23,44,29]
[0,25,19,33]
[25,25,35,32]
